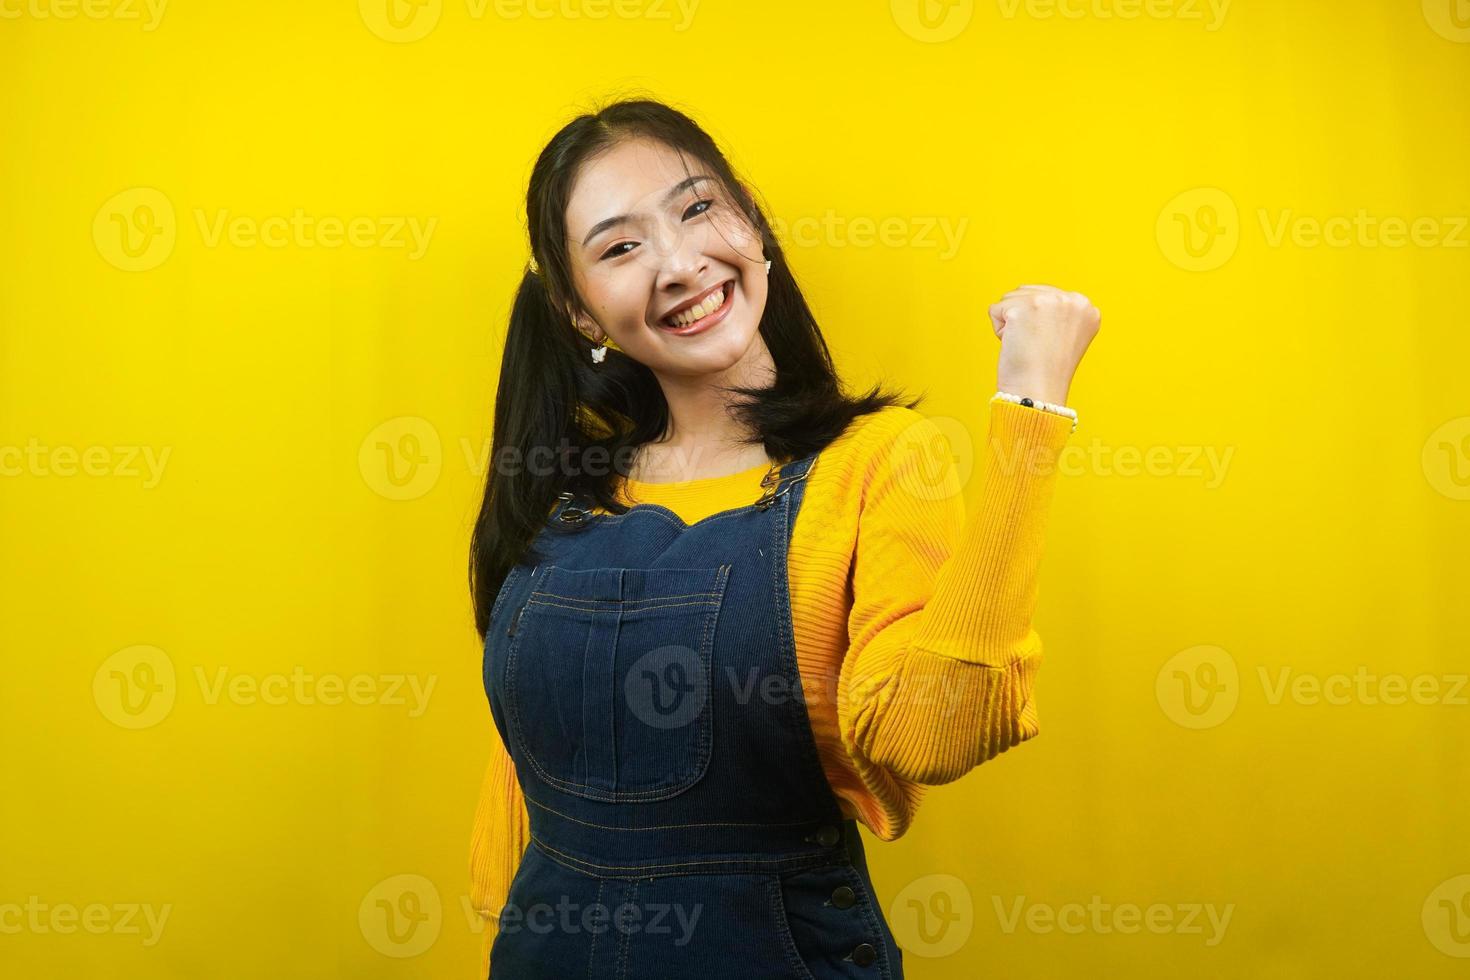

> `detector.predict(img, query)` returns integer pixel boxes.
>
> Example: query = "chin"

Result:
[664,349,745,378]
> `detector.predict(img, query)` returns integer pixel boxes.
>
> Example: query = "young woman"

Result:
[468,98,1099,979]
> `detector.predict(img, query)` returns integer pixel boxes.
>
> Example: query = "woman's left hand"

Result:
[988,284,1102,405]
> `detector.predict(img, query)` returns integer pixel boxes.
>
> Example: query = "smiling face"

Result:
[562,138,771,380]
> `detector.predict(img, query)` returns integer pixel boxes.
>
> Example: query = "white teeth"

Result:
[665,284,727,327]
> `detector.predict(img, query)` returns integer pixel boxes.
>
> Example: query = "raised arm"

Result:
[839,285,1100,785]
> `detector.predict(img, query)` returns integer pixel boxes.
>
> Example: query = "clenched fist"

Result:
[988,285,1101,406]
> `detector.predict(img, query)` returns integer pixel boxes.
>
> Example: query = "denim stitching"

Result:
[844,865,895,980]
[520,792,818,831]
[507,566,731,801]
[586,877,606,980]
[765,875,818,980]
[527,597,721,614]
[616,879,637,980]
[487,564,525,625]
[531,835,836,874]
[531,591,724,605]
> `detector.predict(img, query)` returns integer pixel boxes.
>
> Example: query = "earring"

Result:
[576,316,608,364]
[765,258,772,274]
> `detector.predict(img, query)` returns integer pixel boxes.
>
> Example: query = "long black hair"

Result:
[469,96,921,640]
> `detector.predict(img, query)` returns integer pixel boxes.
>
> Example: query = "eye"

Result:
[599,241,637,260]
[597,201,714,261]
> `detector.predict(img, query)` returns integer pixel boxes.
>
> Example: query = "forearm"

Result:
[908,399,1074,664]
[849,399,1073,784]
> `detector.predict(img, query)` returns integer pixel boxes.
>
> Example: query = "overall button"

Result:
[830,885,856,909]
[850,943,877,967]
[814,824,840,847]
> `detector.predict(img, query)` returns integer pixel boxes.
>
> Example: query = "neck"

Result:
[633,337,777,482]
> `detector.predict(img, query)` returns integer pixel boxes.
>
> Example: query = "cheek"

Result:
[594,285,656,336]
[738,276,769,328]
[708,207,761,254]
[578,276,626,318]
[732,224,763,255]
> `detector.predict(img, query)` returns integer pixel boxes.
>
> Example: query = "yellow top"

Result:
[469,400,1076,974]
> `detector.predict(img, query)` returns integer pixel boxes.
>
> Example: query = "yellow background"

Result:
[3,0,1468,976]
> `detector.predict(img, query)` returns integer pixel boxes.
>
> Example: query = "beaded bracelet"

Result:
[991,390,1079,433]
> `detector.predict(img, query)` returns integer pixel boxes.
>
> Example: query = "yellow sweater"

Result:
[469,400,1075,975]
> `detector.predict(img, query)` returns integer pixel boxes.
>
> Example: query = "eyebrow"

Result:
[580,175,714,247]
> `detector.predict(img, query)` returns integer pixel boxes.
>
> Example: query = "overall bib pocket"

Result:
[504,563,731,802]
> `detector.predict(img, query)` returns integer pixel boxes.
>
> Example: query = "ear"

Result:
[565,303,587,330]
[570,311,602,343]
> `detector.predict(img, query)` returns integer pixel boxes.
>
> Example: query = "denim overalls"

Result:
[482,452,905,979]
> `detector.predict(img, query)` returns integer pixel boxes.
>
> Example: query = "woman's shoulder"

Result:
[827,404,922,448]
[806,404,958,502]
[822,404,949,470]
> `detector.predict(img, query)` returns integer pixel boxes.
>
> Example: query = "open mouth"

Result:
[657,279,735,332]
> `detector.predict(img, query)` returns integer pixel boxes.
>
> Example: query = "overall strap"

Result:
[755,452,819,511]
[549,488,593,527]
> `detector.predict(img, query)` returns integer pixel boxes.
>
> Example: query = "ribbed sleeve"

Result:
[468,724,530,978]
[840,400,1074,785]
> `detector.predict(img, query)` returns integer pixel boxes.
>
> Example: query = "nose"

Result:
[647,213,710,289]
